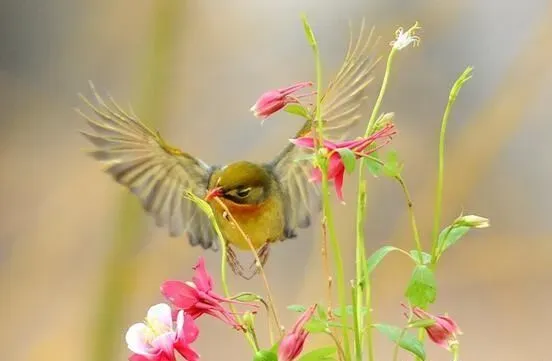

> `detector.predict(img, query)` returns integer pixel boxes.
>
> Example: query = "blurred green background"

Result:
[2,0,551,360]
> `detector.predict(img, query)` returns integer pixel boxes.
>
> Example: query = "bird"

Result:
[77,22,379,278]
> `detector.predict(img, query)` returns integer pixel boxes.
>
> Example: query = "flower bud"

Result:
[250,82,313,120]
[454,215,490,229]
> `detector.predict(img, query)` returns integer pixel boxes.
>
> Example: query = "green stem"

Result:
[364,48,397,137]
[351,284,362,361]
[302,15,351,359]
[322,172,351,360]
[430,67,473,262]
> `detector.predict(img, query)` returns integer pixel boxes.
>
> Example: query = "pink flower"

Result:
[403,304,462,350]
[290,123,396,201]
[278,304,317,361]
[161,257,255,330]
[250,81,313,119]
[125,303,199,361]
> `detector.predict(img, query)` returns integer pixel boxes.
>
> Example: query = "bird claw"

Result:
[225,244,270,280]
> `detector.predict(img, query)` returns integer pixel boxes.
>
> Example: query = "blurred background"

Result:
[2,0,551,360]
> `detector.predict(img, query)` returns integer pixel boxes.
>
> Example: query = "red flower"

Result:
[250,81,313,119]
[290,123,396,201]
[125,303,199,361]
[403,304,462,350]
[161,257,255,330]
[278,304,317,361]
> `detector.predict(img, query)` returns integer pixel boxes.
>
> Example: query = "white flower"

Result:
[390,22,421,50]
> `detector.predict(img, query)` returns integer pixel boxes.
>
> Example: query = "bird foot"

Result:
[225,244,270,280]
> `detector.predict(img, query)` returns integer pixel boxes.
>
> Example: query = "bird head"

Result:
[205,161,272,205]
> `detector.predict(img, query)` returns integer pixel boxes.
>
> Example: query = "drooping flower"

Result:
[403,304,462,350]
[125,303,199,361]
[161,257,255,330]
[250,81,313,120]
[290,123,396,201]
[278,304,317,361]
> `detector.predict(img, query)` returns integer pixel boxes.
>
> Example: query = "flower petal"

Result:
[161,281,200,309]
[147,303,174,330]
[192,256,213,292]
[126,323,155,356]
[176,344,201,361]
[151,332,177,360]
[289,137,315,149]
[333,168,345,202]
[129,353,152,361]
[176,311,200,344]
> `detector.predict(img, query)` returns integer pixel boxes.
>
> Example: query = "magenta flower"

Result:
[250,81,313,119]
[290,123,396,201]
[125,303,199,361]
[403,304,462,350]
[161,257,255,330]
[278,304,317,361]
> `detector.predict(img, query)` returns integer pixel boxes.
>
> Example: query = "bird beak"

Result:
[205,186,224,201]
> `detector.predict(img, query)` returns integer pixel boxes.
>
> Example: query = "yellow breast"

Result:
[210,195,285,250]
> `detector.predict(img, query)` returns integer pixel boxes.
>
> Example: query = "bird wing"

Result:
[77,83,219,250]
[271,21,380,234]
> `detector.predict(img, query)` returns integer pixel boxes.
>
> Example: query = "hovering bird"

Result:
[78,23,379,278]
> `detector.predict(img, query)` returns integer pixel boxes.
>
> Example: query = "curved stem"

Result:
[214,197,283,336]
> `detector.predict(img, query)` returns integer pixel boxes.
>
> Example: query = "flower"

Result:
[454,214,490,229]
[390,22,421,50]
[290,123,396,201]
[125,303,199,361]
[403,304,462,350]
[161,257,255,330]
[250,81,313,120]
[278,304,317,361]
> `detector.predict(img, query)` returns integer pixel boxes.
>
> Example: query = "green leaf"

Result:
[297,346,337,361]
[364,151,383,176]
[231,292,260,302]
[304,318,328,333]
[301,14,317,49]
[374,324,426,360]
[316,305,327,321]
[437,225,470,254]
[285,103,310,118]
[287,304,307,313]
[409,250,432,265]
[405,265,437,308]
[253,350,278,361]
[366,246,401,274]
[336,148,356,173]
[382,150,403,177]
[408,319,436,329]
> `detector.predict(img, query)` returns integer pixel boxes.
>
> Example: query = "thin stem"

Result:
[430,66,473,262]
[392,309,414,361]
[326,330,347,361]
[322,222,333,313]
[214,197,283,336]
[351,284,362,361]
[364,48,397,137]
[219,225,258,351]
[321,174,351,360]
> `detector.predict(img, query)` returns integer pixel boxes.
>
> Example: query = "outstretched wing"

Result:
[271,20,380,234]
[77,82,219,250]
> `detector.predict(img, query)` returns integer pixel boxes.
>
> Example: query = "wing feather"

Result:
[78,82,219,250]
[271,20,380,234]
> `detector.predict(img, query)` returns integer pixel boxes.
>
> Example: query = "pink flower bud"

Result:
[403,304,462,350]
[278,304,317,361]
[250,82,313,119]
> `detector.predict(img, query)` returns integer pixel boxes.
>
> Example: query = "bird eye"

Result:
[236,187,251,198]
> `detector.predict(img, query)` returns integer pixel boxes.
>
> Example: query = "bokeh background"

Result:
[2,0,551,360]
